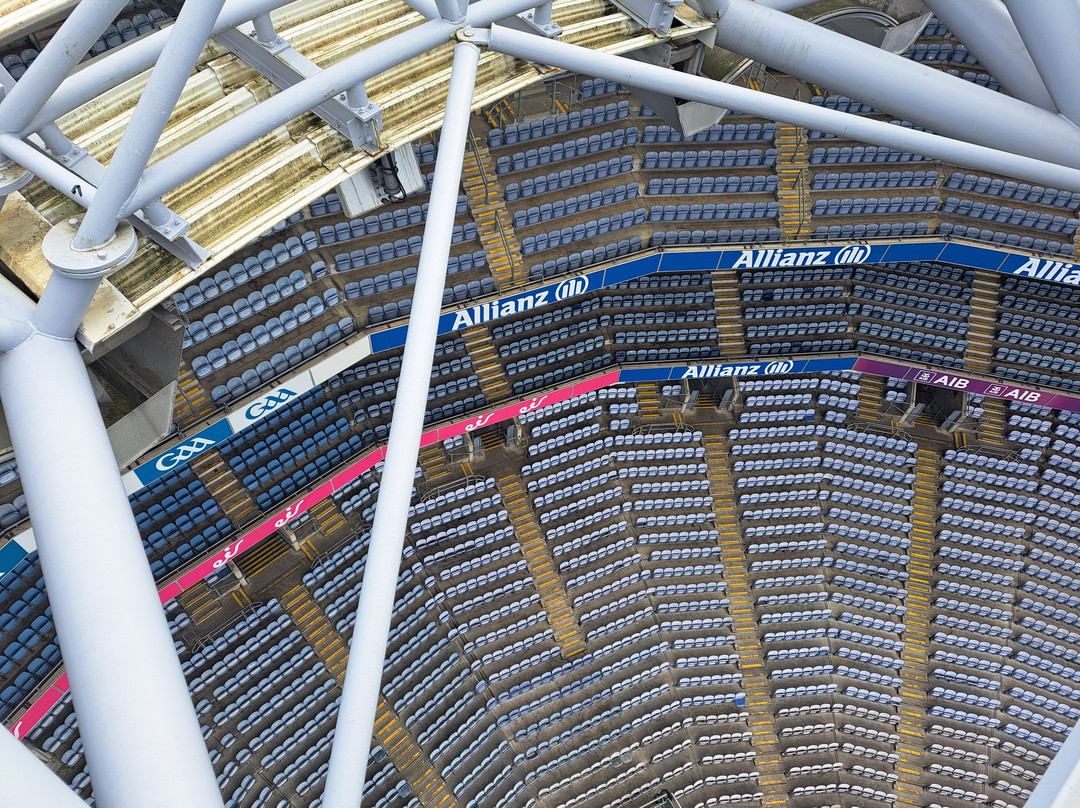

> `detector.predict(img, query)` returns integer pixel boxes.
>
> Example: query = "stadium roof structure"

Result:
[4,0,1080,806]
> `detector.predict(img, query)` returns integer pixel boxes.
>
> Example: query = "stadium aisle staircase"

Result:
[857,373,885,421]
[636,384,664,419]
[190,452,258,526]
[702,427,789,807]
[775,124,812,238]
[283,572,458,808]
[374,698,459,808]
[234,533,291,581]
[496,475,586,658]
[479,429,503,455]
[462,137,524,289]
[965,272,998,374]
[308,498,349,544]
[711,268,747,355]
[978,398,1008,446]
[281,584,349,679]
[180,580,221,625]
[172,366,217,430]
[895,446,937,807]
[418,444,453,485]
[483,99,516,130]
[463,326,511,402]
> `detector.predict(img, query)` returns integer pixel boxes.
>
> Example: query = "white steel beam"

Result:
[320,34,482,808]
[700,0,1080,168]
[0,281,224,808]
[120,15,454,217]
[118,0,543,217]
[0,0,131,135]
[485,23,1080,192]
[26,0,294,133]
[1001,0,1080,127]
[0,728,93,808]
[72,0,227,250]
[922,0,1057,111]
[1024,716,1080,808]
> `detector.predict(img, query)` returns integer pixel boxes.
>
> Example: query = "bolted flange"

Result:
[41,217,138,279]
[0,160,32,197]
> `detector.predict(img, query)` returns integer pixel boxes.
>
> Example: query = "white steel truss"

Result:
[1,1,1079,806]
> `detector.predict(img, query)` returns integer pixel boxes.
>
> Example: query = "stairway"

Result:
[308,498,349,542]
[373,698,459,808]
[636,384,663,419]
[483,98,516,130]
[233,532,290,581]
[180,581,222,625]
[281,584,350,679]
[774,125,812,239]
[172,367,217,431]
[710,269,746,355]
[979,397,1008,447]
[857,373,885,420]
[189,452,258,527]
[496,475,586,658]
[965,272,998,374]
[462,326,511,401]
[894,447,937,807]
[696,387,723,411]
[418,444,453,486]
[462,138,524,289]
[700,428,789,808]
[479,429,503,455]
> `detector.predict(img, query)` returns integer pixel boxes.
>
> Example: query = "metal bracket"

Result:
[609,0,683,36]
[41,216,137,279]
[28,135,209,268]
[0,160,32,197]
[490,11,561,38]
[215,23,383,151]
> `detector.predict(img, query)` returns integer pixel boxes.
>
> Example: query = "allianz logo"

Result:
[732,244,872,268]
[681,359,795,378]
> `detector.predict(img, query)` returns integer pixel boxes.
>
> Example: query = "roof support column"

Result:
[699,0,1080,168]
[320,33,482,808]
[0,283,224,808]
[922,0,1056,111]
[1000,0,1080,127]
[0,727,97,808]
[1023,716,1080,808]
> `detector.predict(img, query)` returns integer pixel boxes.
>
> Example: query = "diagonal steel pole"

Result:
[923,0,1056,111]
[26,0,296,134]
[0,727,96,808]
[29,0,227,342]
[320,33,482,808]
[1000,0,1080,127]
[118,0,541,218]
[0,0,131,135]
[486,23,1080,193]
[71,0,228,250]
[0,276,225,808]
[699,0,1080,168]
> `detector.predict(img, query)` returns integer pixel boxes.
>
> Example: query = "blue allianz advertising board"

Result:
[618,356,857,383]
